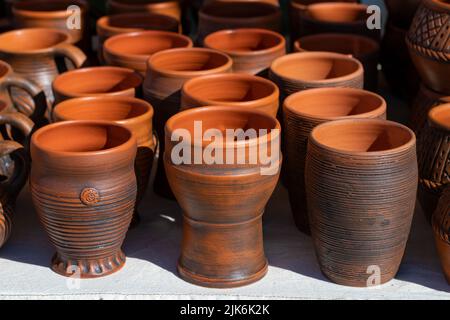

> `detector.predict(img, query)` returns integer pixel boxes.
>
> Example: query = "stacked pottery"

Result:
[305,119,418,286]
[30,121,137,278]
[294,33,379,91]
[143,48,232,198]
[203,28,286,76]
[283,88,387,234]
[103,31,193,74]
[53,97,156,226]
[432,186,450,284]
[107,0,182,21]
[417,104,450,222]
[164,106,281,287]
[181,73,279,117]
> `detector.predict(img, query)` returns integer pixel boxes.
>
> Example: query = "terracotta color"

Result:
[144,48,232,198]
[385,0,420,29]
[164,106,281,287]
[432,186,450,284]
[203,0,279,6]
[283,88,387,234]
[181,73,279,117]
[294,33,379,91]
[53,96,155,226]
[107,0,181,21]
[417,104,450,223]
[52,66,143,105]
[0,28,87,110]
[30,121,137,278]
[407,0,450,94]
[305,119,418,287]
[197,1,281,44]
[103,31,193,75]
[203,28,286,76]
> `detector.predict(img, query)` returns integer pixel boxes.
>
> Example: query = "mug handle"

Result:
[0,112,34,146]
[0,140,28,200]
[53,43,87,71]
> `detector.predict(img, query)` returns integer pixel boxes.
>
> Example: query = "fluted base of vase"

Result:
[51,250,126,278]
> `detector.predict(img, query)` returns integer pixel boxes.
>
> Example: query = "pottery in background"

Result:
[305,119,418,286]
[283,88,387,234]
[107,0,181,21]
[30,121,137,278]
[203,28,286,76]
[181,73,279,117]
[432,186,450,284]
[164,106,281,287]
[103,30,193,74]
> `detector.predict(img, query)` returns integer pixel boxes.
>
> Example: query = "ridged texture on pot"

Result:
[107,0,182,21]
[305,120,418,286]
[432,187,450,283]
[0,202,13,248]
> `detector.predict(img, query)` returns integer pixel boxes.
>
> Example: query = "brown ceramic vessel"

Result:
[432,186,450,284]
[107,0,181,21]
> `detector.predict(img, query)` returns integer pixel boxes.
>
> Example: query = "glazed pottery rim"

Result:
[165,106,280,148]
[53,96,154,125]
[270,51,363,84]
[52,66,143,98]
[103,30,192,60]
[0,28,71,55]
[428,103,450,131]
[203,28,286,56]
[283,87,386,121]
[31,120,136,157]
[0,60,12,79]
[13,0,87,18]
[199,1,280,22]
[97,13,179,34]
[310,119,416,156]
[147,48,233,78]
[109,0,179,9]
[182,73,279,108]
[305,2,369,25]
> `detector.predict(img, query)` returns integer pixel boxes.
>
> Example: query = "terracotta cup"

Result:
[407,0,450,94]
[181,73,279,117]
[52,66,143,106]
[305,119,418,287]
[283,88,387,234]
[294,33,379,91]
[0,28,87,111]
[144,48,233,198]
[417,104,450,223]
[103,30,193,75]
[197,1,281,44]
[31,121,137,278]
[53,96,156,226]
[203,28,286,76]
[432,186,450,284]
[165,106,281,288]
[107,0,181,21]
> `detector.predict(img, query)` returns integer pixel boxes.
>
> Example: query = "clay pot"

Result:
[181,73,279,117]
[144,48,232,198]
[385,0,420,29]
[203,28,286,76]
[0,28,87,111]
[432,186,450,284]
[53,96,155,226]
[294,33,379,91]
[30,121,137,278]
[107,0,181,21]
[305,119,418,286]
[197,1,281,44]
[407,0,450,94]
[164,106,281,287]
[52,66,143,105]
[284,88,387,234]
[96,13,180,64]
[417,103,450,223]
[103,31,193,75]
[12,0,89,49]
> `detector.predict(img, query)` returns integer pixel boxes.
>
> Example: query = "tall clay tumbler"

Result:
[165,106,281,288]
[31,121,137,278]
[305,119,418,287]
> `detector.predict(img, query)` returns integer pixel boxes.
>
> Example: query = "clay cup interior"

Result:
[0,28,72,53]
[429,103,450,132]
[305,2,370,24]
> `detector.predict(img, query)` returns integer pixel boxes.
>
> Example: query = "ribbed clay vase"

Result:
[164,106,281,287]
[181,73,279,117]
[294,33,379,91]
[284,88,387,234]
[203,28,286,77]
[417,104,450,222]
[144,48,232,198]
[305,119,417,287]
[432,186,450,284]
[53,96,155,226]
[103,31,193,74]
[197,1,281,44]
[107,0,181,21]
[31,121,137,278]
[407,0,450,94]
